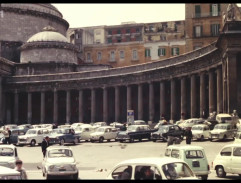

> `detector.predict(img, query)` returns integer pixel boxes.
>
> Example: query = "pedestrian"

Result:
[41,136,49,158]
[15,160,28,180]
[4,128,11,144]
[185,127,192,145]
[121,123,127,131]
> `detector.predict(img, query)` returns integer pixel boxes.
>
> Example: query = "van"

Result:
[164,145,210,180]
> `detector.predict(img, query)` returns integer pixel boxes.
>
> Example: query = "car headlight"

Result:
[48,165,55,170]
[70,164,76,170]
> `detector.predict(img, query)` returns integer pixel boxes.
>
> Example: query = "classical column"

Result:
[217,67,223,114]
[200,72,206,118]
[40,91,45,124]
[27,92,32,124]
[91,88,96,122]
[160,81,165,119]
[66,90,71,124]
[14,91,18,124]
[115,86,120,122]
[138,84,143,120]
[181,77,187,120]
[79,90,83,122]
[103,87,108,122]
[53,89,58,124]
[127,85,131,110]
[209,70,215,115]
[149,82,154,122]
[170,79,176,122]
[191,75,197,118]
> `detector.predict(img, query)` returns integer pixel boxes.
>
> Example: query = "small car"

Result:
[74,124,95,142]
[42,146,79,179]
[90,126,118,143]
[0,129,26,145]
[209,123,236,141]
[164,145,210,180]
[3,125,18,130]
[106,157,198,180]
[58,125,71,129]
[18,124,33,133]
[0,145,19,169]
[212,144,241,178]
[0,166,21,180]
[179,118,205,129]
[110,122,123,130]
[116,125,156,143]
[191,124,210,141]
[92,122,107,128]
[32,125,42,129]
[48,128,80,145]
[18,128,50,146]
[234,132,241,143]
[151,125,184,142]
[71,122,84,129]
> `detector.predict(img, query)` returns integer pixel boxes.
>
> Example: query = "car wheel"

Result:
[139,138,142,142]
[200,135,204,141]
[216,166,226,178]
[30,140,36,147]
[90,139,94,143]
[201,175,208,180]
[99,137,104,143]
[210,138,213,142]
[129,138,134,143]
[60,139,65,146]
[223,135,227,141]
[119,140,124,143]
[73,173,79,180]
[152,139,156,142]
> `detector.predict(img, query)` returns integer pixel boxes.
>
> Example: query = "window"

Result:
[117,29,121,34]
[126,29,130,33]
[220,147,232,156]
[95,30,101,35]
[136,36,141,41]
[107,38,112,43]
[171,150,180,158]
[145,48,151,57]
[112,165,132,180]
[134,166,161,180]
[108,30,112,35]
[194,25,202,37]
[120,50,125,59]
[171,47,179,56]
[165,149,172,157]
[97,52,102,61]
[132,50,138,60]
[136,28,140,33]
[75,33,79,39]
[158,48,166,56]
[87,53,91,61]
[126,37,131,42]
[210,4,220,16]
[211,24,220,36]
[185,150,204,159]
[233,147,241,156]
[160,35,166,41]
[96,39,101,44]
[110,51,115,62]
[195,5,201,18]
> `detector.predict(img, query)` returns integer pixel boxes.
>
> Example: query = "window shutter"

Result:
[171,48,174,56]
[148,49,151,57]
[195,5,201,17]
[210,4,212,16]
[158,48,160,56]
[193,26,196,38]
[176,48,179,55]
[218,4,221,15]
[200,26,203,37]
[145,49,147,57]
[210,24,213,36]
[164,48,166,56]
[218,24,220,35]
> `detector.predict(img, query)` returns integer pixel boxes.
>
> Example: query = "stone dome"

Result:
[27,26,69,43]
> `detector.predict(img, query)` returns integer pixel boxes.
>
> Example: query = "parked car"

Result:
[18,128,50,146]
[116,125,157,143]
[32,125,42,129]
[191,124,210,141]
[42,146,78,179]
[49,128,80,146]
[18,124,33,133]
[92,122,107,128]
[0,145,19,169]
[3,125,18,130]
[110,122,123,130]
[106,157,197,180]
[58,125,71,129]
[0,129,26,145]
[71,122,84,129]
[234,132,241,144]
[74,124,95,142]
[179,118,205,129]
[151,125,184,142]
[0,166,21,180]
[41,124,53,129]
[209,123,236,141]
[128,120,146,126]
[90,126,118,143]
[164,145,210,180]
[212,144,241,178]
[216,113,239,127]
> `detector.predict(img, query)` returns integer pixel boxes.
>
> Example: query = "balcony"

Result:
[192,12,221,18]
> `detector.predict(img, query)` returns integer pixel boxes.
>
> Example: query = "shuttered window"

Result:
[211,24,220,36]
[145,49,151,57]
[158,48,166,56]
[172,47,179,56]
[195,5,201,18]
[210,4,220,16]
[194,25,202,37]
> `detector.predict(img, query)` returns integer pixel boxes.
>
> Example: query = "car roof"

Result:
[128,125,149,127]
[116,157,185,167]
[192,124,208,127]
[47,146,72,150]
[0,144,16,149]
[0,166,20,176]
[167,145,204,150]
[216,114,232,117]
[222,144,241,148]
[215,123,231,126]
[98,126,114,129]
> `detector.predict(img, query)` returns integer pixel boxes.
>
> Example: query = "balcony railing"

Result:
[192,12,221,18]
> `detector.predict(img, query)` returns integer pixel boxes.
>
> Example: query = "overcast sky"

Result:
[52,3,241,28]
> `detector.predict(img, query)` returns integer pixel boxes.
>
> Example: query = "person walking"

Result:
[185,127,192,145]
[3,127,11,144]
[121,123,127,131]
[41,136,49,158]
[15,160,28,180]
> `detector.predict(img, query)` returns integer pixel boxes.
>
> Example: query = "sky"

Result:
[52,4,186,28]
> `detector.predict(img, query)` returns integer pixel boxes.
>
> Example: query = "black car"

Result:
[116,125,157,143]
[151,125,184,142]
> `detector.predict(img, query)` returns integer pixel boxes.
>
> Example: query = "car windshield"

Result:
[220,117,232,122]
[0,148,14,157]
[96,128,105,132]
[162,162,194,180]
[26,130,37,135]
[192,126,203,131]
[48,149,73,158]
[214,125,227,130]
[127,126,137,131]
[158,126,169,132]
[51,129,63,134]
[75,127,83,132]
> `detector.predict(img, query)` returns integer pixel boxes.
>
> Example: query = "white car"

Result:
[32,125,42,129]
[106,157,198,180]
[0,145,19,169]
[179,118,204,129]
[42,146,78,179]
[191,124,210,141]
[41,124,53,129]
[234,132,241,144]
[212,144,241,178]
[74,124,95,142]
[18,128,50,146]
[71,123,84,129]
[0,166,21,180]
[58,125,71,129]
[90,126,118,143]
[92,122,107,128]
[3,125,18,130]
[209,123,236,141]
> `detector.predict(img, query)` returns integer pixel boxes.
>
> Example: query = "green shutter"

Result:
[218,4,221,15]
[171,48,174,56]
[193,26,196,37]
[148,49,151,57]
[200,26,203,37]
[210,24,213,36]
[176,48,179,55]
[145,49,147,57]
[210,4,212,16]
[195,5,201,17]
[158,48,160,56]
[163,48,166,56]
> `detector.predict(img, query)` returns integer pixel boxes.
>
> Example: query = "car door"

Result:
[81,128,89,140]
[231,146,241,174]
[111,128,117,139]
[37,129,43,143]
[104,128,111,139]
[10,130,18,144]
[219,147,232,173]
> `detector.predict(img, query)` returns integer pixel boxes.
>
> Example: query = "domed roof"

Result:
[27,26,68,43]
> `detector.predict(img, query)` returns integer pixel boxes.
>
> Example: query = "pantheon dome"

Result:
[20,26,79,64]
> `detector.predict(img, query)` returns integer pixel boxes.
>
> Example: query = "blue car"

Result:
[49,128,80,145]
[0,129,26,145]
